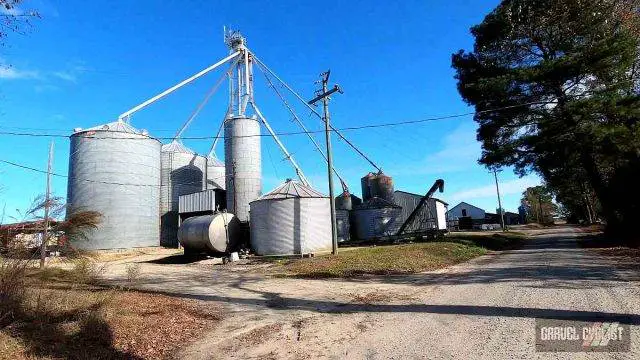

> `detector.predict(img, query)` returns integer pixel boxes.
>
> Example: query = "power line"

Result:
[0,100,552,141]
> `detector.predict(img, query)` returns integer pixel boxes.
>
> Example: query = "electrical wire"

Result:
[0,100,553,141]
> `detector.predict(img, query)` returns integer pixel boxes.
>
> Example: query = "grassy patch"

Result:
[445,232,527,251]
[1,264,223,360]
[270,242,487,278]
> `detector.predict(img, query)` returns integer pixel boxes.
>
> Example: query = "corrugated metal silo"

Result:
[361,172,394,203]
[160,141,207,247]
[224,115,261,222]
[351,197,402,240]
[250,180,331,255]
[336,209,350,242]
[206,154,226,190]
[66,121,161,250]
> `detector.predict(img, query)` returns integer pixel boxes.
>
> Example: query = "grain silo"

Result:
[249,180,331,255]
[224,115,261,222]
[361,172,395,203]
[66,121,161,250]
[351,197,402,240]
[160,141,207,247]
[206,154,226,190]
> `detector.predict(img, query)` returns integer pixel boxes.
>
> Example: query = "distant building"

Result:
[447,202,486,220]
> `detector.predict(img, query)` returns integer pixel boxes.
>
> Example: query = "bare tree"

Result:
[1,0,39,44]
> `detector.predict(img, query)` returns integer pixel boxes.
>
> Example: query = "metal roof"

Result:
[253,180,326,201]
[207,154,224,167]
[354,196,401,210]
[161,140,195,154]
[394,190,449,205]
[80,120,142,134]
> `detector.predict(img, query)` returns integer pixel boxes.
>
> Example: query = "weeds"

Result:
[125,263,141,283]
[70,258,104,285]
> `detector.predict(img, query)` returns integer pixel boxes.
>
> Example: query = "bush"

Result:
[0,257,28,326]
[125,263,141,283]
[70,258,104,285]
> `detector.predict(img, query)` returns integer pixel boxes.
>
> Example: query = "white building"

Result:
[447,202,486,220]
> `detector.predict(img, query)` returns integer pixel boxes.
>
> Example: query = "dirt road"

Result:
[105,227,640,359]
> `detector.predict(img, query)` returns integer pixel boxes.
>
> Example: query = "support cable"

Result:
[251,52,383,173]
[250,102,310,186]
[173,57,240,142]
[256,61,349,191]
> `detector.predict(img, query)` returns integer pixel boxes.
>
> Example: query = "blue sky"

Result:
[0,0,540,220]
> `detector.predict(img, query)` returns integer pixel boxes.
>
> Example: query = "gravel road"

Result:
[105,227,640,359]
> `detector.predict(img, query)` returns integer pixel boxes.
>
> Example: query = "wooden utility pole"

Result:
[308,70,342,255]
[40,141,54,268]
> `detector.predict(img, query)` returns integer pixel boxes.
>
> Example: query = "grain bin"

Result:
[160,141,207,247]
[351,197,402,240]
[250,180,331,255]
[361,172,394,203]
[336,209,350,242]
[66,121,161,250]
[177,212,241,255]
[206,154,226,190]
[224,115,261,222]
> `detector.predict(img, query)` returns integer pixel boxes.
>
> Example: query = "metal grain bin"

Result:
[336,209,350,242]
[361,172,394,203]
[224,115,261,222]
[335,191,352,210]
[351,197,402,240]
[66,121,161,250]
[206,154,226,190]
[178,212,241,254]
[249,180,331,255]
[160,141,207,247]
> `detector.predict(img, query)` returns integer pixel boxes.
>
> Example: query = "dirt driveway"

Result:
[103,227,640,359]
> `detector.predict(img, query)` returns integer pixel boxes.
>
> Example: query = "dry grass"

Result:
[349,291,416,304]
[268,242,487,278]
[0,264,223,360]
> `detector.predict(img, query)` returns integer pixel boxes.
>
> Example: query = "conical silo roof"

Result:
[161,140,195,154]
[254,179,326,201]
[78,120,144,134]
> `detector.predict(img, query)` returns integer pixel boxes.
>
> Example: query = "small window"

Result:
[462,209,467,217]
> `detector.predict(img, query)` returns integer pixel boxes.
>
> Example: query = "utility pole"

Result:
[493,169,506,232]
[40,141,54,268]
[308,70,342,255]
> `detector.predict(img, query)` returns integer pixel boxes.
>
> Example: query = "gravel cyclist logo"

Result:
[535,319,630,352]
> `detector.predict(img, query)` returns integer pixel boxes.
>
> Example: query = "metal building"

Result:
[178,189,226,215]
[249,180,331,255]
[224,115,261,222]
[393,190,448,232]
[160,141,207,247]
[206,154,226,190]
[66,121,161,250]
[351,197,402,240]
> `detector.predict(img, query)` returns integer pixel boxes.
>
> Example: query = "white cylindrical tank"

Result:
[177,212,241,254]
[250,180,331,255]
[160,141,207,247]
[66,121,161,250]
[224,115,261,222]
[206,154,226,190]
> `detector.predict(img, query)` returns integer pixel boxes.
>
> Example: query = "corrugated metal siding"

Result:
[336,209,350,242]
[66,128,161,250]
[393,191,444,232]
[250,197,331,255]
[225,116,261,222]
[351,207,402,240]
[160,150,207,247]
[179,190,217,214]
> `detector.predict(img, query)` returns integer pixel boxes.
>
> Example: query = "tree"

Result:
[452,0,640,236]
[16,195,102,267]
[1,0,39,44]
[520,185,556,224]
